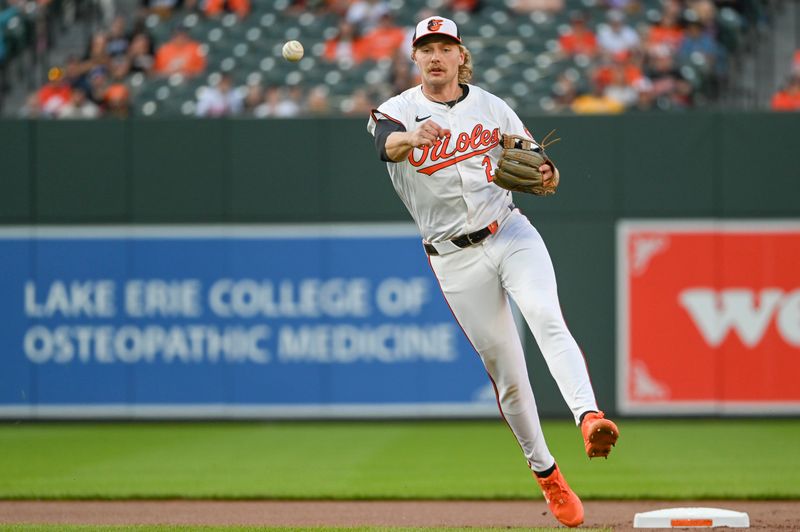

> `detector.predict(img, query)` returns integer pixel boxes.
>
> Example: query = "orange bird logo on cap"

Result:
[427,18,444,31]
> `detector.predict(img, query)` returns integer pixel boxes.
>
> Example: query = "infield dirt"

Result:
[1,500,797,530]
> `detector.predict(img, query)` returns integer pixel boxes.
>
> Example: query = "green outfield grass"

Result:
[0,419,798,500]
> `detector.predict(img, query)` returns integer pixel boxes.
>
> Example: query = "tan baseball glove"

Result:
[493,133,560,196]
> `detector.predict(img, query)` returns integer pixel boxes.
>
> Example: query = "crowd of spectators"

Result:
[191,71,373,116]
[7,0,795,118]
[547,0,734,113]
[15,0,389,118]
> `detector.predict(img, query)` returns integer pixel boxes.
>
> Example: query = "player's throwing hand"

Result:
[410,119,450,147]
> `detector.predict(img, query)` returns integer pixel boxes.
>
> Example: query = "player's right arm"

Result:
[384,120,450,162]
[370,103,451,162]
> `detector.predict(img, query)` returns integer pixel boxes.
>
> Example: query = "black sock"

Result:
[534,463,557,478]
[579,410,598,425]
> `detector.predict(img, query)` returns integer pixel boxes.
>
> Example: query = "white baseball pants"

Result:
[428,209,598,471]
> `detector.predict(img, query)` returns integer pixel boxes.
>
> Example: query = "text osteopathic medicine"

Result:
[0,225,496,419]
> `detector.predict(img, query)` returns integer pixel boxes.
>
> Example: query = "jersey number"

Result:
[482,156,494,182]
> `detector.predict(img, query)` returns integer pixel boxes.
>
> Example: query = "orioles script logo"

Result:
[427,18,444,31]
[409,124,500,176]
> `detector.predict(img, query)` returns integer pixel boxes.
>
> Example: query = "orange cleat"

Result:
[581,410,619,459]
[534,464,584,528]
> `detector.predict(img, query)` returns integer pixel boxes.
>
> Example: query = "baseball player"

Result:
[367,16,620,528]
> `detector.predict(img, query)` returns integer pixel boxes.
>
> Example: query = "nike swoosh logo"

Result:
[415,115,432,122]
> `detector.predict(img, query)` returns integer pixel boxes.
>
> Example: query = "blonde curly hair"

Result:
[457,44,473,84]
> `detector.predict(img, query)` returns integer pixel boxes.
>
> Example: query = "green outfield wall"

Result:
[0,113,797,416]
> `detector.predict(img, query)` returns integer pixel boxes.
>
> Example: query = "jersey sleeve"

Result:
[366,96,408,136]
[366,96,411,162]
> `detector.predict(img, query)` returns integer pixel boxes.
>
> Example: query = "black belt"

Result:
[424,221,498,256]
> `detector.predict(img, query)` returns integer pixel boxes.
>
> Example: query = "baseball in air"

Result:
[282,40,304,62]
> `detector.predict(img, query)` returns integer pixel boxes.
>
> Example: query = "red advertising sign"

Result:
[617,221,800,414]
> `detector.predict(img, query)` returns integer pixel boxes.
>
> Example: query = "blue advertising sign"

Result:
[0,225,498,418]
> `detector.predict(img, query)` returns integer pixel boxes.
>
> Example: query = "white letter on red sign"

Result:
[679,288,783,348]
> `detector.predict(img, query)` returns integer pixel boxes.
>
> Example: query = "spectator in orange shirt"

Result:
[38,67,72,117]
[204,0,250,18]
[593,51,643,88]
[154,26,206,76]
[603,62,638,107]
[771,74,800,111]
[646,10,684,54]
[105,83,131,118]
[361,12,405,62]
[104,57,132,117]
[558,11,598,57]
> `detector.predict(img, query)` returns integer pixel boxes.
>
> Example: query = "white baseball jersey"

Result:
[368,82,599,473]
[367,84,533,245]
